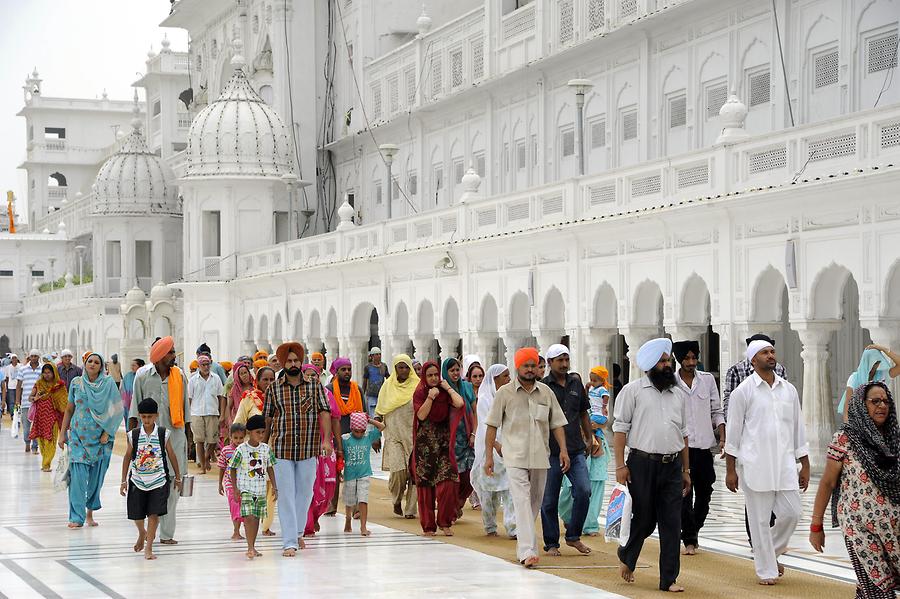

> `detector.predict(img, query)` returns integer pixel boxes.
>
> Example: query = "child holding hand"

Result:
[341,412,384,536]
[229,415,277,559]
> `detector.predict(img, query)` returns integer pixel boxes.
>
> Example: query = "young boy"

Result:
[341,412,384,536]
[120,398,183,560]
[229,415,277,559]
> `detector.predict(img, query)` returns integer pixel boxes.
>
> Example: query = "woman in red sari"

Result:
[29,363,68,471]
[412,361,466,536]
[305,363,342,537]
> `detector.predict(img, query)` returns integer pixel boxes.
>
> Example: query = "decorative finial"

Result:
[130,89,141,132]
[417,4,433,36]
[101,88,108,100]
[459,164,482,203]
[147,44,156,60]
[160,34,171,53]
[32,67,39,79]
[336,196,357,231]
[715,89,750,146]
[231,38,246,71]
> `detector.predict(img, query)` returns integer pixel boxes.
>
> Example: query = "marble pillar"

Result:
[439,335,459,363]
[584,328,616,371]
[414,335,433,364]
[323,337,339,369]
[500,333,520,367]
[620,327,660,384]
[474,334,496,367]
[796,323,839,473]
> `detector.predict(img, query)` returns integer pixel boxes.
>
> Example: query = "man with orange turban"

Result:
[128,335,190,545]
[265,341,333,556]
[483,347,569,568]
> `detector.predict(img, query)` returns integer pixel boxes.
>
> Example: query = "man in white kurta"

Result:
[724,340,810,584]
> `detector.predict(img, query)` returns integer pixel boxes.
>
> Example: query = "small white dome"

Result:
[125,286,146,306]
[93,105,176,213]
[150,281,174,302]
[184,42,294,179]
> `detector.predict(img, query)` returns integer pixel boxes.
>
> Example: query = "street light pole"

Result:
[74,245,85,283]
[378,144,399,220]
[567,79,594,176]
[281,173,299,241]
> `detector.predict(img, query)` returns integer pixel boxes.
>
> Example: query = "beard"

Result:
[648,365,676,391]
[286,367,302,377]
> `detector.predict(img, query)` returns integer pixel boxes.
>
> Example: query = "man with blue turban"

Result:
[613,337,690,592]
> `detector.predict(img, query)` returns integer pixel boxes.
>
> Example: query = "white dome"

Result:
[184,46,294,179]
[125,286,146,306]
[150,281,174,302]
[93,111,176,213]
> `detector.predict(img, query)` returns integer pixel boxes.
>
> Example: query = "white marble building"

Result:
[3,0,900,468]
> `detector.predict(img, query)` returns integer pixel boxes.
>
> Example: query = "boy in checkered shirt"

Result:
[229,415,277,559]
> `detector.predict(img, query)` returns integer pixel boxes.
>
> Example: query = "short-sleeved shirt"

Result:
[5,364,19,389]
[612,376,687,455]
[485,378,568,470]
[363,363,388,398]
[129,425,167,491]
[57,363,83,389]
[229,441,276,497]
[543,373,590,456]
[341,428,381,481]
[188,372,224,416]
[263,376,331,461]
[17,363,42,408]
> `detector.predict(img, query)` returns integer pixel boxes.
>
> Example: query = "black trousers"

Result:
[680,448,715,547]
[617,452,682,590]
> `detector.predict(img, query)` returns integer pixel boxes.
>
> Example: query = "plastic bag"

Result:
[27,402,37,423]
[605,483,633,546]
[53,445,70,491]
[9,408,19,439]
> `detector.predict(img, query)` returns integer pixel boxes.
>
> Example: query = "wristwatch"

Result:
[683,469,691,474]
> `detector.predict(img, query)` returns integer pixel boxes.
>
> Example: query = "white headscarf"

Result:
[463,354,483,378]
[473,364,510,472]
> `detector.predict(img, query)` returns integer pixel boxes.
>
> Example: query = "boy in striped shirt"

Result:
[120,398,183,560]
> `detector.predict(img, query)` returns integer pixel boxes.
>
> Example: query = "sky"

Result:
[0,0,189,219]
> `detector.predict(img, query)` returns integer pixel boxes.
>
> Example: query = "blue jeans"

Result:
[20,408,37,450]
[365,395,378,417]
[541,451,590,550]
[68,453,112,525]
[273,458,317,550]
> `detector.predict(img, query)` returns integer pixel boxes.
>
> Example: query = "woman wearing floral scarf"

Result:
[59,352,123,528]
[810,381,900,597]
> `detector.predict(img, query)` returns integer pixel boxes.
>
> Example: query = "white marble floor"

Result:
[0,421,625,599]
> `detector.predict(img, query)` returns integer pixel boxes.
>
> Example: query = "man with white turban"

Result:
[613,337,690,592]
[725,340,809,585]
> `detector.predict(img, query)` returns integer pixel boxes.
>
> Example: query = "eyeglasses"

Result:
[867,398,892,407]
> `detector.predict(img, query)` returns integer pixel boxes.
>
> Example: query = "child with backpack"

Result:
[120,398,183,560]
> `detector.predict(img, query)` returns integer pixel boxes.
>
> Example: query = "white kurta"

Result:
[724,371,808,580]
[724,372,809,492]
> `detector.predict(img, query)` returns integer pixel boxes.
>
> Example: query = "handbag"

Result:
[9,407,19,438]
[27,402,37,423]
[53,445,70,491]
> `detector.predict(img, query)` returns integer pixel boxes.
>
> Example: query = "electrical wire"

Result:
[283,0,311,218]
[771,0,795,127]
[873,35,899,108]
[334,0,418,214]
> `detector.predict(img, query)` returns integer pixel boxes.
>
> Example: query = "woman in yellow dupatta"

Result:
[375,354,420,518]
[28,362,68,471]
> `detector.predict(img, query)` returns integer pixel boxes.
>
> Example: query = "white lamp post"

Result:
[74,245,86,283]
[378,144,399,219]
[567,78,594,176]
[280,173,299,241]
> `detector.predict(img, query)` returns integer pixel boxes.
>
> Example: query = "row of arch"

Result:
[244,261,900,346]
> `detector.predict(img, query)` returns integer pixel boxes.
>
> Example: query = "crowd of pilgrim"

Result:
[1,331,899,596]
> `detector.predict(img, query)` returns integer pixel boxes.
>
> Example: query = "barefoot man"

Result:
[484,347,569,568]
[724,339,809,585]
[128,336,190,546]
[613,338,690,592]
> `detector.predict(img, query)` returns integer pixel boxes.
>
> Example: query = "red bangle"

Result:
[810,523,823,533]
